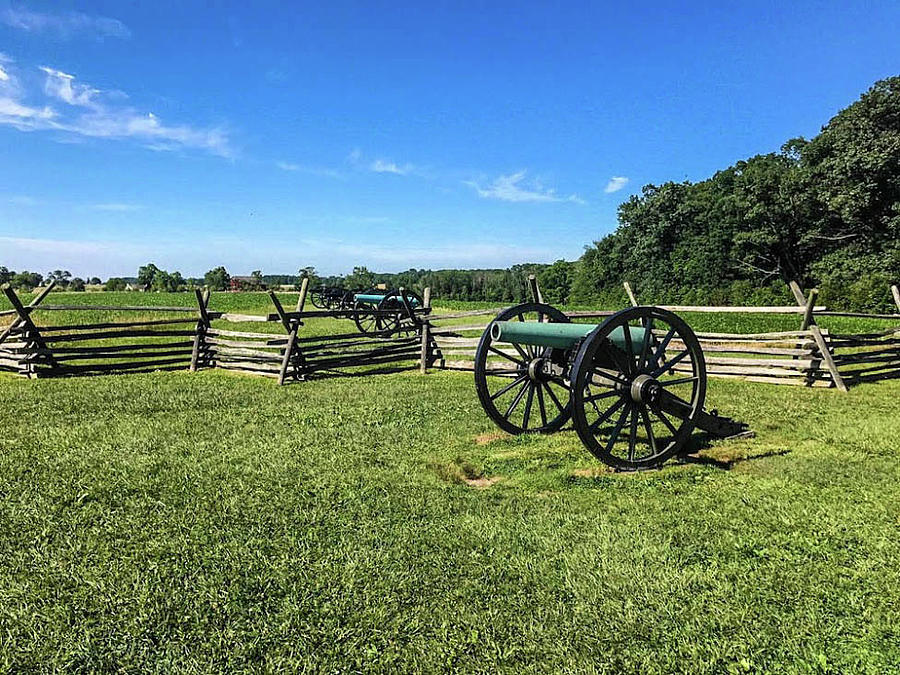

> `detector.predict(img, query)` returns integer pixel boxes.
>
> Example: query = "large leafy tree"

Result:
[204,266,231,291]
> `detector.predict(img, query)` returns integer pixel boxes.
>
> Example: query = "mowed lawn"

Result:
[1,361,899,672]
[1,292,899,671]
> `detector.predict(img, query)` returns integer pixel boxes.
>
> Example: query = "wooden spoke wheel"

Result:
[474,302,573,435]
[570,306,706,471]
[339,290,356,310]
[310,287,328,309]
[377,290,424,336]
[353,299,380,334]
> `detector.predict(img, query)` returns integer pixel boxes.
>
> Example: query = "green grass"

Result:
[1,365,899,671]
[2,291,899,670]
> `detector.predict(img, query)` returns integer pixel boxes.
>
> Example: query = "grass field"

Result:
[1,292,899,671]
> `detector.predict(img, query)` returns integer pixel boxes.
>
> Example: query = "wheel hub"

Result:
[527,357,545,382]
[630,373,661,404]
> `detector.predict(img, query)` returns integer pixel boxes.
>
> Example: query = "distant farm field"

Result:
[1,292,899,672]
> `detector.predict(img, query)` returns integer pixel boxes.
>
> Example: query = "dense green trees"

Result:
[105,278,127,291]
[203,266,231,291]
[571,76,900,311]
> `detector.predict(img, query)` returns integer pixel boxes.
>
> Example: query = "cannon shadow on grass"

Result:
[552,425,789,473]
[676,432,791,470]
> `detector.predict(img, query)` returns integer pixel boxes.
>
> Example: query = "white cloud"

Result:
[89,203,143,212]
[466,170,584,204]
[604,176,629,193]
[276,161,343,179]
[0,60,232,157]
[1,7,131,39]
[40,66,101,107]
[0,65,8,82]
[370,159,414,175]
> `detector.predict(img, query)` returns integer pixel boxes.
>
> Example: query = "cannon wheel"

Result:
[310,287,328,309]
[378,290,424,336]
[570,306,706,471]
[352,289,382,334]
[474,302,573,435]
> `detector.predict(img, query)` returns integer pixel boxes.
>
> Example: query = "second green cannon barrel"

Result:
[355,293,421,307]
[491,320,648,353]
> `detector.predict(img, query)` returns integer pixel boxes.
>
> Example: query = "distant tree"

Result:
[298,266,319,289]
[345,266,376,290]
[69,278,86,292]
[88,277,101,285]
[150,270,185,292]
[538,260,574,304]
[138,263,161,287]
[0,266,11,285]
[204,266,231,291]
[250,270,264,289]
[105,278,127,291]
[47,270,72,287]
[11,271,43,290]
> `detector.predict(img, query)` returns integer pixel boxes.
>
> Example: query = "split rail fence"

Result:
[0,279,432,384]
[425,278,900,391]
[2,278,898,390]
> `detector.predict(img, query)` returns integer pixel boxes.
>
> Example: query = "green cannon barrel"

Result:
[491,321,647,353]
[354,293,420,307]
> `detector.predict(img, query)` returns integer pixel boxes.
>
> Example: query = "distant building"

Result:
[125,283,148,292]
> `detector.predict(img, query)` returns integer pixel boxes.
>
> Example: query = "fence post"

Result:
[296,274,310,312]
[789,280,847,392]
[278,324,298,385]
[528,275,543,304]
[268,289,301,385]
[420,287,432,375]
[623,281,639,307]
[800,289,818,331]
[0,280,56,346]
[892,284,900,313]
[190,288,210,372]
[2,283,59,375]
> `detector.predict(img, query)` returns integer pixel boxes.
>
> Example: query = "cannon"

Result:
[474,303,749,471]
[310,286,359,311]
[352,289,424,335]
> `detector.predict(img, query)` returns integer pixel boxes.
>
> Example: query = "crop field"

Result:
[1,292,899,672]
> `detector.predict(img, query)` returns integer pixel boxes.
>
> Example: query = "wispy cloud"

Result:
[1,6,131,40]
[276,160,342,179]
[0,59,232,157]
[89,203,143,212]
[347,149,417,176]
[604,176,629,193]
[466,170,584,204]
[5,194,38,206]
[370,159,414,175]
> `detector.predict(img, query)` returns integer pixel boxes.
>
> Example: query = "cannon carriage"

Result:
[352,289,425,335]
[310,286,360,311]
[474,303,749,471]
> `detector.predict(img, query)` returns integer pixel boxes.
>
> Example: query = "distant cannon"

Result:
[310,286,359,311]
[474,303,749,471]
[352,289,425,335]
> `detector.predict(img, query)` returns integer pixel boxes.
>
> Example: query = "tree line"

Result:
[570,76,900,312]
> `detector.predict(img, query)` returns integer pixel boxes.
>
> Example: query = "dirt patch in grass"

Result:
[429,456,503,488]
[464,476,503,489]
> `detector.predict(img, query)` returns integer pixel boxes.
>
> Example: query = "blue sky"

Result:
[1,1,898,278]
